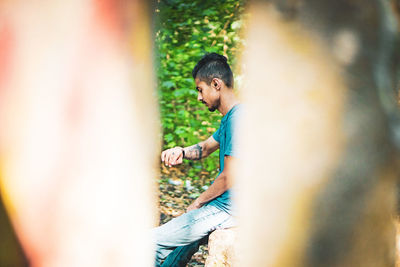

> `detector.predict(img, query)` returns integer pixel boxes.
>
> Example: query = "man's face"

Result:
[195,78,220,112]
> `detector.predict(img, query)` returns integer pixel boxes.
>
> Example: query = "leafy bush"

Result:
[155,0,246,179]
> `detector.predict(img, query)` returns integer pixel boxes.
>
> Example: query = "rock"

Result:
[189,192,200,199]
[168,178,182,186]
[185,180,194,191]
[205,228,238,267]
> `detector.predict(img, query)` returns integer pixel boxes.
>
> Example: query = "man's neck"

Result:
[218,90,239,116]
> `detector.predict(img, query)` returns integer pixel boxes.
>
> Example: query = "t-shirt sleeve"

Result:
[224,114,237,157]
[212,127,221,143]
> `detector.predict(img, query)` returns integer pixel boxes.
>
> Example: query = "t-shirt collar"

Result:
[221,104,240,123]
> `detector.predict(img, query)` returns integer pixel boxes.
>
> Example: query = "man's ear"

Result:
[212,78,222,91]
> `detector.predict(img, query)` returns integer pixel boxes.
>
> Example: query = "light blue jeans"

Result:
[153,204,235,266]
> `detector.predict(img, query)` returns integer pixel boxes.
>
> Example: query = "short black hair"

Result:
[192,53,234,88]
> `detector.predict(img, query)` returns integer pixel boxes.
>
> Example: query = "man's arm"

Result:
[183,136,219,160]
[187,155,235,212]
[161,136,219,167]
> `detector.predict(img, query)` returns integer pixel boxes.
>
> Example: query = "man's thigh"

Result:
[155,204,234,248]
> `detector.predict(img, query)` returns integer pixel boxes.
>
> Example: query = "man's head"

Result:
[192,53,234,112]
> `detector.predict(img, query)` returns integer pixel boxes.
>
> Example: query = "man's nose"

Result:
[197,93,202,102]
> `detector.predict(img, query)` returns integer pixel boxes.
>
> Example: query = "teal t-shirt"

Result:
[208,104,241,214]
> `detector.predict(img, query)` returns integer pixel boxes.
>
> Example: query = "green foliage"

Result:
[155,0,246,178]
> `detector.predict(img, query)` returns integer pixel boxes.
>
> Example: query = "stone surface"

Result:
[205,228,238,267]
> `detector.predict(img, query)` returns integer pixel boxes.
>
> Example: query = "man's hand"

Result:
[186,199,202,212]
[161,146,184,167]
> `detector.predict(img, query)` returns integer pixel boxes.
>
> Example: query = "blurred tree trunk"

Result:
[237,0,400,266]
[0,0,158,266]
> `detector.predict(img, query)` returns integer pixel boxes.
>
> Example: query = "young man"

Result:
[154,52,241,266]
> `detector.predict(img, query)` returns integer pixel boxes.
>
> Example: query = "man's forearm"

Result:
[196,172,230,206]
[183,143,204,160]
[186,156,233,212]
